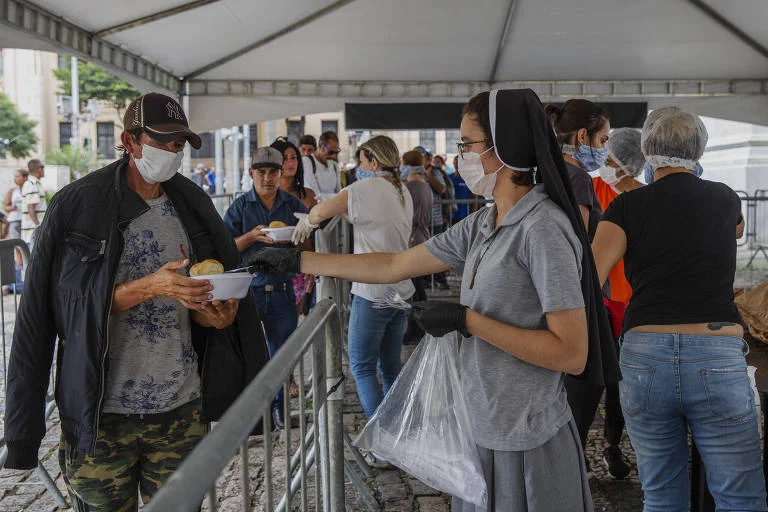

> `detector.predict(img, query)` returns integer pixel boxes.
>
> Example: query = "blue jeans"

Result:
[620,331,767,511]
[348,295,408,418]
[252,283,298,409]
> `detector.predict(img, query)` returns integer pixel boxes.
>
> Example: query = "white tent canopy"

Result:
[2,0,768,131]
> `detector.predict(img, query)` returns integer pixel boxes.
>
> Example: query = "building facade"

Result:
[0,49,123,170]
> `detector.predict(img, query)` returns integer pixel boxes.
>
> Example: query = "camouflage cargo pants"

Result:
[58,399,207,511]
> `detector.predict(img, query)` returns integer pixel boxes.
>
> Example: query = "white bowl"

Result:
[191,272,253,301]
[262,226,296,242]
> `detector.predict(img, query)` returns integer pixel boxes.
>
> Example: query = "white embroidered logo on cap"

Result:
[165,101,183,121]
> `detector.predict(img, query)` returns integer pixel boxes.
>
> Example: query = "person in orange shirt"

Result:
[593,128,645,305]
[590,127,646,479]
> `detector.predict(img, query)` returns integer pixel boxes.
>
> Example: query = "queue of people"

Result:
[2,86,766,512]
[250,90,767,511]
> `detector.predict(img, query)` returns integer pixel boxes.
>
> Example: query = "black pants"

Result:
[404,277,427,343]
[565,377,626,449]
[603,382,624,445]
[412,276,427,301]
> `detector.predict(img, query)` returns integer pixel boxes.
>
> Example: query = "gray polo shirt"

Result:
[424,185,585,451]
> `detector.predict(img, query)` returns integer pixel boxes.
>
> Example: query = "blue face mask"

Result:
[357,169,377,180]
[400,165,412,179]
[693,162,703,178]
[643,162,654,184]
[573,144,609,172]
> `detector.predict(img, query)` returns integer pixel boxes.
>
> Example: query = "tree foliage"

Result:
[0,92,38,159]
[53,60,140,116]
[45,145,97,178]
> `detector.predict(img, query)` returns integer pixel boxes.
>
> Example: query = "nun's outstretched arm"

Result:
[301,244,450,284]
[591,220,627,287]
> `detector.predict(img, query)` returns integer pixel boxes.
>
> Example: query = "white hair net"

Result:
[641,107,708,171]
[606,128,645,177]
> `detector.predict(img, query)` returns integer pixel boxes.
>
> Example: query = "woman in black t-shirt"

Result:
[592,107,765,511]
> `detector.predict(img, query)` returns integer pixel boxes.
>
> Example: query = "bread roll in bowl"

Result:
[189,259,224,277]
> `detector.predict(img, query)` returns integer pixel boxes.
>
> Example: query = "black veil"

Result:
[490,88,620,386]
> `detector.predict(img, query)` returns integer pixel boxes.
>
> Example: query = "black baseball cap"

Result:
[123,93,202,149]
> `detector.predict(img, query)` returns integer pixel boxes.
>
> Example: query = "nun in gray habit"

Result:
[415,89,619,512]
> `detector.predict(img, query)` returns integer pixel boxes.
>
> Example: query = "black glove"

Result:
[247,248,302,275]
[411,301,470,338]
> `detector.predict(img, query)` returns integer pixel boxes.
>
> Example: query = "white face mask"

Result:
[461,147,504,197]
[597,165,628,193]
[133,144,183,184]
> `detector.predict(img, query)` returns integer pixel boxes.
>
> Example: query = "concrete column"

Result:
[181,84,191,176]
[214,129,224,195]
[230,125,240,195]
[242,124,251,193]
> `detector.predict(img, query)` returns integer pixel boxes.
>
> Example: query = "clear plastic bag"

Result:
[372,292,412,311]
[354,333,487,506]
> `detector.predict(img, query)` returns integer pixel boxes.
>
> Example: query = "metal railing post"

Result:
[0,239,67,508]
[325,291,345,512]
[240,440,250,512]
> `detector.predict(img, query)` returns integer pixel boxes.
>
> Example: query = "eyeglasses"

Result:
[322,144,340,156]
[456,140,489,159]
[254,168,281,178]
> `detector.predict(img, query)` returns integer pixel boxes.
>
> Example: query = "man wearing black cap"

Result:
[3,93,269,509]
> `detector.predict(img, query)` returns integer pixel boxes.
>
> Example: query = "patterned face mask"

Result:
[573,144,608,172]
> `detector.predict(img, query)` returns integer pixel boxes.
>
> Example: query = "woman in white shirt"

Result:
[293,135,414,419]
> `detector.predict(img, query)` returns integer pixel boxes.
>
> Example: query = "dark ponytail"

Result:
[544,99,608,149]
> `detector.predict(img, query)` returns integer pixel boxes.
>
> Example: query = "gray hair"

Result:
[641,107,708,170]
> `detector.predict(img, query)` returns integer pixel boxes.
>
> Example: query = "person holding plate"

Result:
[223,146,310,429]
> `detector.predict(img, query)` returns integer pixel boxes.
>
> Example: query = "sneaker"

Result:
[603,445,631,480]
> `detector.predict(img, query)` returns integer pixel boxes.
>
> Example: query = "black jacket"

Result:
[3,160,269,469]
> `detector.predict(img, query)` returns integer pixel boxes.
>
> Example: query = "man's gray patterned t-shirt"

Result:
[103,194,201,414]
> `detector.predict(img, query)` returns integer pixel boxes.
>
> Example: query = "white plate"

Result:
[190,272,253,301]
[262,226,296,242]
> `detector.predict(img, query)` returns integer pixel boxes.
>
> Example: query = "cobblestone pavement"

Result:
[1,344,645,511]
[8,282,768,510]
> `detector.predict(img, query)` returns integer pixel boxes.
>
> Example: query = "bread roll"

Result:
[190,259,224,276]
[269,221,287,228]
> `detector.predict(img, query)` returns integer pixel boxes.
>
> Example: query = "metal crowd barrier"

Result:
[146,217,377,512]
[210,193,242,218]
[0,238,68,509]
[145,299,344,512]
[743,190,768,268]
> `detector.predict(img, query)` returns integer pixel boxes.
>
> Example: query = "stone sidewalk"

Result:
[0,344,643,512]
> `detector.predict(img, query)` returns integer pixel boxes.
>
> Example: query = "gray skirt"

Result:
[452,418,593,512]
